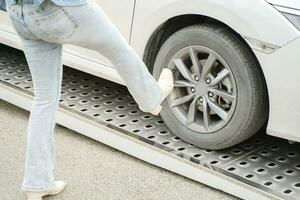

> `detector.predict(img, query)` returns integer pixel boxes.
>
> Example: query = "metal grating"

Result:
[1,43,300,200]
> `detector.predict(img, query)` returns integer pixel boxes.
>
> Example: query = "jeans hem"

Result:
[21,182,55,192]
[139,86,163,113]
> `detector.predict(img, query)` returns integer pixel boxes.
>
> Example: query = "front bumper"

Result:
[253,36,300,142]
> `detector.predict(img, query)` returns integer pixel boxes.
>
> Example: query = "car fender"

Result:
[131,0,299,57]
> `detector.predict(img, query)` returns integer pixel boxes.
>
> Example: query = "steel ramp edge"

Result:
[1,43,300,200]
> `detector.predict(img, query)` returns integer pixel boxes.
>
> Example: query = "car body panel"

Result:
[0,0,300,143]
[130,0,299,59]
[253,37,300,142]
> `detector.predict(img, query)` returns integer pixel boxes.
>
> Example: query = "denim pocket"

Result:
[7,4,19,18]
[33,0,79,40]
[9,13,33,38]
[9,15,23,34]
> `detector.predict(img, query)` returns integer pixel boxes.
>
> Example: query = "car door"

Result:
[64,0,135,68]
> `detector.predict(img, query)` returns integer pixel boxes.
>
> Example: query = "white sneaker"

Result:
[26,180,67,200]
[150,68,174,115]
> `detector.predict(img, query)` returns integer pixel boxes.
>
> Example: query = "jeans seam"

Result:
[20,0,36,37]
[43,46,61,185]
[60,7,79,36]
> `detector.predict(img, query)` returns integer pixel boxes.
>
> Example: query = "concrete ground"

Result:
[0,99,238,200]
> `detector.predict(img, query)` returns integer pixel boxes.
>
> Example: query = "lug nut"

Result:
[206,78,211,84]
[194,75,199,81]
[208,92,214,97]
[191,88,196,93]
[199,97,203,103]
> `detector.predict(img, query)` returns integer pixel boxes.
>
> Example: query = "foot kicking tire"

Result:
[150,68,174,115]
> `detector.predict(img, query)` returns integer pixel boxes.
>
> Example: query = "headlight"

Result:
[274,5,300,31]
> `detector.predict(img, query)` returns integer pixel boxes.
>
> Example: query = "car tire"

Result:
[152,23,268,150]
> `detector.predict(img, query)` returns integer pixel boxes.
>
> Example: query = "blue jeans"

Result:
[6,0,163,192]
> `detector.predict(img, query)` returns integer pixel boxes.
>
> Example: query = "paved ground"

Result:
[0,99,238,200]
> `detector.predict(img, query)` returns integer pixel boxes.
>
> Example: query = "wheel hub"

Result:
[195,81,208,96]
[166,45,237,133]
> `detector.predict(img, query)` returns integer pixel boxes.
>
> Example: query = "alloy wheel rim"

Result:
[166,45,237,133]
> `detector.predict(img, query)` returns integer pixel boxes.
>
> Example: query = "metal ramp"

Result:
[0,43,299,200]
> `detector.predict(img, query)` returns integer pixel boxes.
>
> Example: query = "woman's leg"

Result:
[7,2,63,191]
[7,1,69,193]
[64,1,164,112]
[19,36,63,192]
[24,0,164,112]
[21,36,63,191]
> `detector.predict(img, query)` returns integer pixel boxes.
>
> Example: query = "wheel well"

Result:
[144,14,255,73]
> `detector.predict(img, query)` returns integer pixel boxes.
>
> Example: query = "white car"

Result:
[0,0,299,150]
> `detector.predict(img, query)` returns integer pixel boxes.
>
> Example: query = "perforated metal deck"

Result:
[1,43,300,200]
